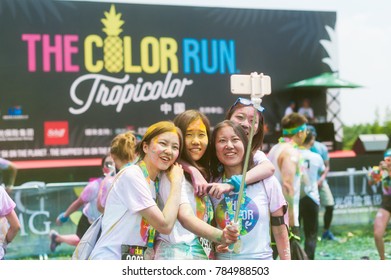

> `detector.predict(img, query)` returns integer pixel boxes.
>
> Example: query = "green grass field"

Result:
[13,223,391,260]
[315,224,391,260]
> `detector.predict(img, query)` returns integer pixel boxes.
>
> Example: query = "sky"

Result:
[82,0,391,126]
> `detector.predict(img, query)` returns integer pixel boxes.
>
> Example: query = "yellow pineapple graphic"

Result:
[101,4,124,73]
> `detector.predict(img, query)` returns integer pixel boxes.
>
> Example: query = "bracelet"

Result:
[226,175,247,192]
[58,212,70,223]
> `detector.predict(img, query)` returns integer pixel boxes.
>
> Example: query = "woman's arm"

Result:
[56,197,84,225]
[271,207,290,260]
[178,160,209,195]
[208,183,233,199]
[245,160,275,185]
[5,209,21,243]
[178,203,238,245]
[139,163,183,235]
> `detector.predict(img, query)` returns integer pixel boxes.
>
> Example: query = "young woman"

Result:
[226,97,275,183]
[89,121,184,260]
[154,110,238,260]
[209,120,290,260]
[97,131,138,213]
[0,186,20,260]
[371,149,391,260]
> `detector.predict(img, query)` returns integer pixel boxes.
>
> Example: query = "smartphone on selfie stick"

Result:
[228,72,272,252]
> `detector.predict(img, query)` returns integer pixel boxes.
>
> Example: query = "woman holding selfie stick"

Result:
[209,120,290,260]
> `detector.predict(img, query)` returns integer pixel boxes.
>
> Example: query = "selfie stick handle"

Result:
[233,72,265,223]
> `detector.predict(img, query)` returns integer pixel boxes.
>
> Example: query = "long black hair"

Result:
[210,120,254,182]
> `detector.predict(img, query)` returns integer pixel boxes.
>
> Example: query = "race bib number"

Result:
[121,245,146,260]
[199,237,214,259]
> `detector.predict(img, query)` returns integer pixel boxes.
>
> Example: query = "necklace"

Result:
[278,137,298,149]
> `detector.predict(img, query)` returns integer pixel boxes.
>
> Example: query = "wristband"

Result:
[58,212,69,223]
[227,175,247,192]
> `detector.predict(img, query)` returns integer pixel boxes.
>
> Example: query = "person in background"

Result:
[298,98,315,123]
[0,157,18,194]
[284,101,296,116]
[369,149,391,260]
[49,154,115,252]
[307,125,336,241]
[89,121,184,260]
[298,129,325,259]
[209,120,290,260]
[0,186,21,260]
[267,113,308,259]
[97,131,138,213]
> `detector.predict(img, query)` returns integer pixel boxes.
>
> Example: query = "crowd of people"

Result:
[1,97,390,260]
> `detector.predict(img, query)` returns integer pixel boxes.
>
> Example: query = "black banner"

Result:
[0,1,336,160]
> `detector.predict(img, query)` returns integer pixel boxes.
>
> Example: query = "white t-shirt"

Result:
[156,174,193,244]
[254,150,269,165]
[80,177,102,223]
[299,149,325,205]
[99,175,115,208]
[298,107,314,119]
[284,106,294,116]
[211,177,287,260]
[157,173,213,242]
[89,165,157,260]
[0,186,16,259]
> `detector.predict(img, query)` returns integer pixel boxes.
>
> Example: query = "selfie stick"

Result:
[233,72,266,223]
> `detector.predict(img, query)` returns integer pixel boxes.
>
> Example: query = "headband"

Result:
[282,123,307,136]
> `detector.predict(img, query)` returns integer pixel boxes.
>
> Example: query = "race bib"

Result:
[121,245,146,260]
[199,237,214,259]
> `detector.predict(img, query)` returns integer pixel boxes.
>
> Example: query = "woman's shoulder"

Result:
[122,164,143,177]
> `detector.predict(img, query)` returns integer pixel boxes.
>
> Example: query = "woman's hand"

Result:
[220,223,239,246]
[207,183,233,199]
[191,170,210,196]
[167,163,184,186]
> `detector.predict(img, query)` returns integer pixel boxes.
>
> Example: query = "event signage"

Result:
[0,1,336,160]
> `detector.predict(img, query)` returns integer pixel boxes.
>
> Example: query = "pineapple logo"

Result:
[101,5,125,73]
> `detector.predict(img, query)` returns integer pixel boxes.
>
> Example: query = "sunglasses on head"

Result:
[104,162,114,169]
[232,97,265,113]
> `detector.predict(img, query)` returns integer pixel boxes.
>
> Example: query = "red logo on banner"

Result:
[44,121,69,146]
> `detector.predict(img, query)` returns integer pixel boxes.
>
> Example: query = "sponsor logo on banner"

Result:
[44,121,69,146]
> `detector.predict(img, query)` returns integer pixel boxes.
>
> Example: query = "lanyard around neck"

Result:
[137,160,159,194]
[137,160,159,248]
[222,174,246,233]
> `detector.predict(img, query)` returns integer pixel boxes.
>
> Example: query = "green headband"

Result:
[282,123,307,136]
